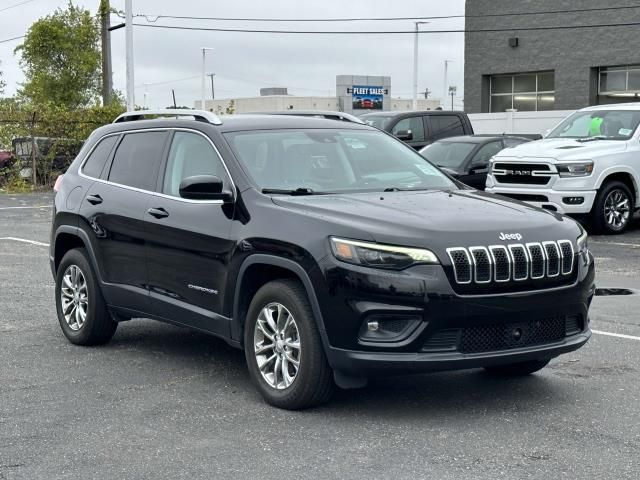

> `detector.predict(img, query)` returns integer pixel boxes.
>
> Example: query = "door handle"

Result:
[147,207,169,219]
[86,194,103,205]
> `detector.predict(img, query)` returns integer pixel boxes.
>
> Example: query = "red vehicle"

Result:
[362,99,374,109]
[0,150,12,169]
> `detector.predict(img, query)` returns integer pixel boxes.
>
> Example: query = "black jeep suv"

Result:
[50,110,595,409]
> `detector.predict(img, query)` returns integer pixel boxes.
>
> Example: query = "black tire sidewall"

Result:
[593,181,634,234]
[244,281,327,408]
[55,248,109,345]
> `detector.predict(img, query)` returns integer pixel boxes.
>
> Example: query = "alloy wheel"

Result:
[604,189,631,230]
[253,302,301,390]
[60,265,89,331]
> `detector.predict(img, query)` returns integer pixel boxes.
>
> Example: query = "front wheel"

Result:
[244,279,334,409]
[484,359,550,376]
[592,181,634,234]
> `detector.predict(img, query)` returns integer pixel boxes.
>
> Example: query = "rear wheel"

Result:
[592,181,634,234]
[55,248,117,345]
[244,279,334,409]
[484,359,550,376]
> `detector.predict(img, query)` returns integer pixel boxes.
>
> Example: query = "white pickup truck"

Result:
[486,104,640,234]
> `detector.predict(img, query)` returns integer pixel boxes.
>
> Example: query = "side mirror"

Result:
[395,129,413,141]
[179,175,233,202]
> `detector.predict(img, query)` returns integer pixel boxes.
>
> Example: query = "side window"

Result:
[429,115,465,140]
[392,116,425,141]
[471,141,503,167]
[108,132,167,191]
[162,132,228,197]
[81,136,118,178]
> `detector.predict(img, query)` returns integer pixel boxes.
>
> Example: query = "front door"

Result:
[145,130,235,336]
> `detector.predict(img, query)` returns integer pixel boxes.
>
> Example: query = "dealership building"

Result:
[464,0,640,113]
[196,75,441,113]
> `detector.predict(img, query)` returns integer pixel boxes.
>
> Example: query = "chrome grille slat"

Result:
[449,240,575,286]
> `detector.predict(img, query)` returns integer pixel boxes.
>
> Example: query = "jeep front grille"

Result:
[446,240,574,287]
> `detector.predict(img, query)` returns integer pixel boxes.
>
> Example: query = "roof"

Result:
[359,110,465,118]
[243,110,364,124]
[580,102,640,112]
[437,134,530,144]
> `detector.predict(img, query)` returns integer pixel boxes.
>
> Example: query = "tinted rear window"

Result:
[108,132,167,191]
[82,136,118,178]
[430,115,466,140]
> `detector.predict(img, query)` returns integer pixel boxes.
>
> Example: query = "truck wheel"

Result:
[55,248,117,345]
[484,359,550,376]
[244,279,334,410]
[592,181,634,234]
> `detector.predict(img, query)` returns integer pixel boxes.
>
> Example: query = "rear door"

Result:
[79,130,168,312]
[145,130,235,336]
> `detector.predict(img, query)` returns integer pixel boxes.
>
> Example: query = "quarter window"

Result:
[162,132,228,197]
[108,132,167,191]
[489,72,555,112]
[82,136,118,178]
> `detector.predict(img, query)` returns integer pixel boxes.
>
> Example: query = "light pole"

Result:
[443,60,453,110]
[449,86,457,110]
[143,83,150,109]
[125,0,134,110]
[201,47,213,110]
[207,73,216,101]
[412,21,429,111]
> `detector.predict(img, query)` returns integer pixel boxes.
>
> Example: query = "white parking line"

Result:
[0,237,49,247]
[593,329,640,341]
[590,240,640,248]
[0,205,52,210]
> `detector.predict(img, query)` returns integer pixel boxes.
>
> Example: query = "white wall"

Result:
[469,110,574,135]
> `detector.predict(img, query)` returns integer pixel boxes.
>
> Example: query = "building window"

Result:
[489,72,555,112]
[599,65,640,100]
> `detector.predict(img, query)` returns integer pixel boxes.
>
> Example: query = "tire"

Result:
[592,181,634,234]
[55,248,117,346]
[244,279,334,410]
[484,359,550,376]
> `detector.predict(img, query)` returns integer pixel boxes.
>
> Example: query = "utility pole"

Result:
[143,83,149,108]
[207,73,215,101]
[201,48,213,110]
[125,0,134,110]
[412,22,429,111]
[449,86,457,110]
[443,60,453,109]
[100,0,112,105]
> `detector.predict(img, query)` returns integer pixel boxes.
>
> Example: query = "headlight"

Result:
[556,161,594,177]
[577,229,591,265]
[330,237,439,270]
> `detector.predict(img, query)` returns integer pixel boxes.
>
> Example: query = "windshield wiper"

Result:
[383,187,402,192]
[576,135,610,143]
[261,187,318,195]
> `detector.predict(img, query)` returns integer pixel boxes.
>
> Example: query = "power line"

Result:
[0,35,25,44]
[133,20,640,35]
[125,5,640,23]
[0,0,37,13]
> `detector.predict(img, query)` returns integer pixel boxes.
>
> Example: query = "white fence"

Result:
[468,110,574,136]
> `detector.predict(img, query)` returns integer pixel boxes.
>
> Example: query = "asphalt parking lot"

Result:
[1,193,639,480]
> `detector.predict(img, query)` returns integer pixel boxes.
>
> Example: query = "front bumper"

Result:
[485,186,597,214]
[314,254,595,377]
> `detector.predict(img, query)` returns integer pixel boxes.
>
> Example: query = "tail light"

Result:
[53,174,64,193]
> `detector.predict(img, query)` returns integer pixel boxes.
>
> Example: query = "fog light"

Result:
[367,321,379,332]
[562,196,584,205]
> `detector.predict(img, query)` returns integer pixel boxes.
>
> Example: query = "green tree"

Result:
[0,62,5,95]
[15,2,101,108]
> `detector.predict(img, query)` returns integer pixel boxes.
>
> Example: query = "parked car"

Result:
[420,135,532,190]
[0,150,12,169]
[486,103,640,234]
[360,110,474,150]
[244,110,364,124]
[51,109,594,410]
[12,137,83,181]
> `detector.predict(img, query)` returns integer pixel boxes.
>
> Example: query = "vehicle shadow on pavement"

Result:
[104,321,574,416]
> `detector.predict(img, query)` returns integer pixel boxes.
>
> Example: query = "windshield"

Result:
[548,109,640,140]
[225,129,457,193]
[420,141,477,169]
[361,116,394,129]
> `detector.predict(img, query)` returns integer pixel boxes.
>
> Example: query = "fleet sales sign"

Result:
[351,85,384,110]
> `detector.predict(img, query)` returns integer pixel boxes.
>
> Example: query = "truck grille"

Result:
[493,162,552,185]
[446,240,574,290]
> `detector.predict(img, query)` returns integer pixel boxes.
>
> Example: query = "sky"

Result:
[0,0,466,109]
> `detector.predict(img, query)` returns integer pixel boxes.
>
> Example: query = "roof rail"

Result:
[113,109,223,125]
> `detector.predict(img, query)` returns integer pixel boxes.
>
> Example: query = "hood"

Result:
[272,190,580,252]
[495,137,627,161]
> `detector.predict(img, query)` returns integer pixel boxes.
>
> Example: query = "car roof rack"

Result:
[113,109,223,125]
